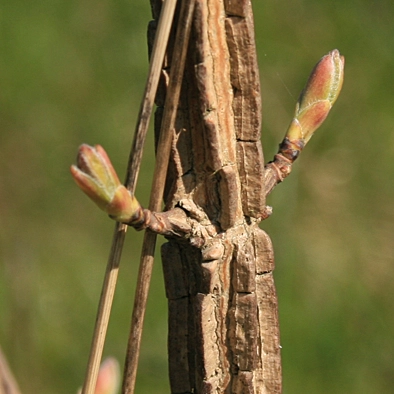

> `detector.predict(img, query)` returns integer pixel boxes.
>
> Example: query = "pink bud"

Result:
[94,357,120,394]
[71,144,141,222]
[298,49,344,113]
[285,49,344,145]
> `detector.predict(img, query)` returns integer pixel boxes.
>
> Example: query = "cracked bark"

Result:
[148,1,282,392]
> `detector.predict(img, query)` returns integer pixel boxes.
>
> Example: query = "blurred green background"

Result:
[1,0,394,393]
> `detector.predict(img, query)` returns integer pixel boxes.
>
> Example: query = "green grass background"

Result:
[1,0,394,392]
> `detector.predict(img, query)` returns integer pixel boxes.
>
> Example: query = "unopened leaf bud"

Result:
[71,144,141,222]
[281,49,344,160]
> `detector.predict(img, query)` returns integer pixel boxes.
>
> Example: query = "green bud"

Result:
[284,49,344,148]
[71,144,141,222]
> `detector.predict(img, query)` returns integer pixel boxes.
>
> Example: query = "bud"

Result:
[71,144,141,222]
[281,49,344,160]
[94,357,120,394]
[76,357,120,394]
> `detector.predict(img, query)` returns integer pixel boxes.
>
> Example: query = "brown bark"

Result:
[149,0,282,392]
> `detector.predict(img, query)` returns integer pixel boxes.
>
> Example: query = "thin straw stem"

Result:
[121,0,196,392]
[125,0,178,193]
[81,222,127,394]
[80,1,177,393]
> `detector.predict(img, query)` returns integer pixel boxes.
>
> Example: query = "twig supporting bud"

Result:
[71,145,195,238]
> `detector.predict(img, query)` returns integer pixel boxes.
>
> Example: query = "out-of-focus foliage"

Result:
[1,1,393,393]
